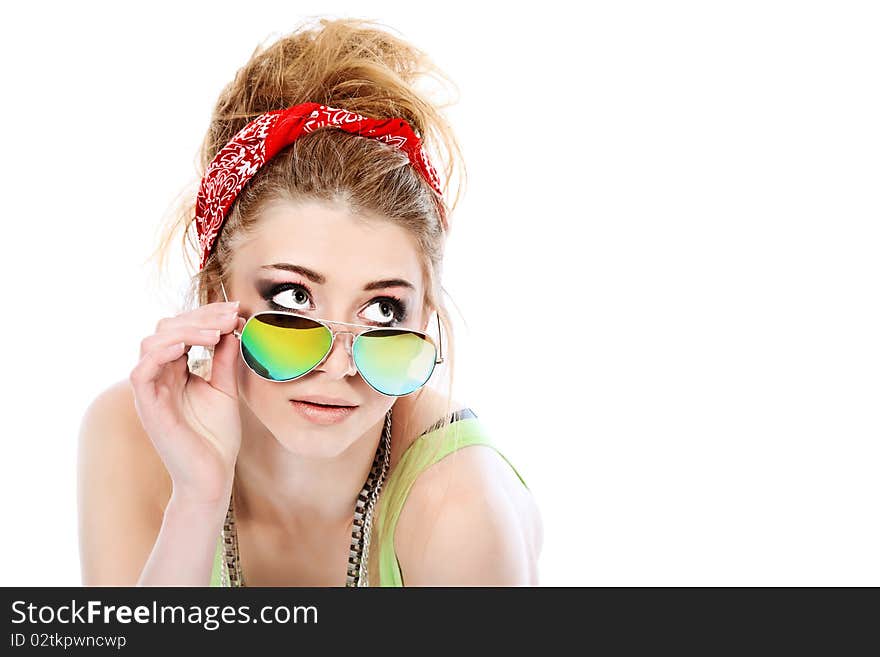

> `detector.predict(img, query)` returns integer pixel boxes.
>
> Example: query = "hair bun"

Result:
[201,17,464,210]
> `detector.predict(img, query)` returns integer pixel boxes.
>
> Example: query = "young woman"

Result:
[78,17,542,586]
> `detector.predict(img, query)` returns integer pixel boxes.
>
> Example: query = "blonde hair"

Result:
[147,16,468,585]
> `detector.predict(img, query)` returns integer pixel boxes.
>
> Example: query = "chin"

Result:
[269,418,362,459]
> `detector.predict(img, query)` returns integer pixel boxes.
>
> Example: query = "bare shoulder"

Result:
[78,379,173,509]
[393,396,543,586]
[77,378,173,584]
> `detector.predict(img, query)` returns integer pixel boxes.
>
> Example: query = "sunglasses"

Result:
[219,281,444,397]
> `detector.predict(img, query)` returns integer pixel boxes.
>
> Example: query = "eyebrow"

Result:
[259,263,416,292]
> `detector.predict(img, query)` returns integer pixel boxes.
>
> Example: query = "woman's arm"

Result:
[77,380,228,586]
[138,491,228,586]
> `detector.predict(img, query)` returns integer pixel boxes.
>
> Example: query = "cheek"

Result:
[362,391,394,421]
[236,364,287,424]
[238,367,289,406]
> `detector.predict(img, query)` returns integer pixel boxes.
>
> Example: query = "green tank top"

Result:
[209,409,528,586]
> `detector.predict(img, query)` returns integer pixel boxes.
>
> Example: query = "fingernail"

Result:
[227,300,240,308]
[201,328,221,337]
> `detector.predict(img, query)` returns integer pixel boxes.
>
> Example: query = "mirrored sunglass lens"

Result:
[353,330,437,396]
[240,313,331,381]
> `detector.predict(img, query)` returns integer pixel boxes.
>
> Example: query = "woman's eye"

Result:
[270,285,311,311]
[363,299,404,325]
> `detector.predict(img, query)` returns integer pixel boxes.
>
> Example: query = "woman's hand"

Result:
[129,300,246,507]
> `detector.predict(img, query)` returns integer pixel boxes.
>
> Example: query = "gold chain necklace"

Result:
[220,408,393,587]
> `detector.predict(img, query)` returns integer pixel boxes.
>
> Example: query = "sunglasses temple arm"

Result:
[435,312,444,365]
[219,280,243,340]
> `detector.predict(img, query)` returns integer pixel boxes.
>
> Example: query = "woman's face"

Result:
[228,197,430,458]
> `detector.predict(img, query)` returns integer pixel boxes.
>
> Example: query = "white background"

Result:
[1,1,877,586]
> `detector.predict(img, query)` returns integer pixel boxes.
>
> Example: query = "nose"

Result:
[316,330,358,379]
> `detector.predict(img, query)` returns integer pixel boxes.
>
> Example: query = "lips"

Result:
[291,395,358,408]
[290,399,358,425]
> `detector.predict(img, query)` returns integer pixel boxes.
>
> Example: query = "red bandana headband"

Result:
[194,101,445,270]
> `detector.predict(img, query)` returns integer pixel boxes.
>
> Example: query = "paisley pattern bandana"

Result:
[195,102,445,270]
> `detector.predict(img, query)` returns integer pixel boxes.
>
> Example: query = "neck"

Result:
[232,402,387,535]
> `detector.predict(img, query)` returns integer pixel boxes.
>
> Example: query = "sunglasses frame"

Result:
[219,280,444,393]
